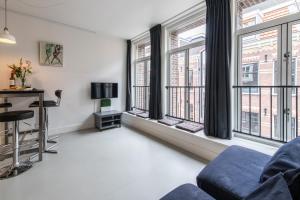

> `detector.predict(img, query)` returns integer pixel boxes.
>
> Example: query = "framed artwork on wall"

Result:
[39,41,63,67]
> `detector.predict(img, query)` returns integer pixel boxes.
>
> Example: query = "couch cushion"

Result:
[283,168,300,200]
[245,173,292,200]
[160,184,215,200]
[260,137,300,182]
[197,146,271,200]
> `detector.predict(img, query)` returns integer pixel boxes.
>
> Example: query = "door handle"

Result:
[284,52,291,62]
[285,108,290,122]
[284,52,290,58]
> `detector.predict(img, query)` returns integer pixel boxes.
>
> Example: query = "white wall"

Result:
[0,11,126,136]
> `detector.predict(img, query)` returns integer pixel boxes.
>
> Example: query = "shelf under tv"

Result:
[93,110,122,131]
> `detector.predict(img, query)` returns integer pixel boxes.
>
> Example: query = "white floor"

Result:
[0,126,206,200]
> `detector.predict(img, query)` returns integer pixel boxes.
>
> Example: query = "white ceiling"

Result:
[0,0,200,39]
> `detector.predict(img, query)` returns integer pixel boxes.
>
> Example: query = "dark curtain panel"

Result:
[126,40,132,111]
[204,0,232,139]
[149,25,162,119]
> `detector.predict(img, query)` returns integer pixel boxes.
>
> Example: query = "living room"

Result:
[0,0,299,200]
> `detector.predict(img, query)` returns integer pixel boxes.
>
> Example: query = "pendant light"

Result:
[0,0,16,44]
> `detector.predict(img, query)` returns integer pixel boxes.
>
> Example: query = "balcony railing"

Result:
[233,85,300,143]
[166,86,205,124]
[133,86,150,111]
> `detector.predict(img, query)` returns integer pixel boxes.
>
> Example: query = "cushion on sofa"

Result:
[197,145,271,200]
[244,173,293,200]
[260,137,300,182]
[283,168,300,200]
[160,184,215,200]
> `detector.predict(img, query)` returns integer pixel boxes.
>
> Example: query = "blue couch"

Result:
[161,174,293,200]
[197,137,300,200]
[160,184,215,200]
[162,138,300,200]
[196,145,271,200]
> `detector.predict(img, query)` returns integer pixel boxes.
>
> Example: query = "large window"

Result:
[234,0,300,142]
[133,39,151,111]
[167,17,206,123]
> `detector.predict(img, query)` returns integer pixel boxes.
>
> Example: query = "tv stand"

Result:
[94,110,122,131]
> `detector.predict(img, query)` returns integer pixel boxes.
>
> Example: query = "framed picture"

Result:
[39,41,63,67]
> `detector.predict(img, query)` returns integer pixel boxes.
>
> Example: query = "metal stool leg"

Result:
[0,121,32,179]
[12,121,20,175]
[45,108,59,143]
[43,108,58,154]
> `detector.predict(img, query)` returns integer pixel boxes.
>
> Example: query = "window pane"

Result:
[188,47,206,86]
[169,52,186,119]
[240,28,279,139]
[169,20,206,49]
[242,63,259,93]
[136,42,151,59]
[237,0,300,29]
[241,29,278,88]
[135,62,145,86]
[188,46,206,122]
[146,60,151,86]
[170,52,186,86]
[242,112,259,134]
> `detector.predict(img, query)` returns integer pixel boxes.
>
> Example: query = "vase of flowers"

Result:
[8,58,32,88]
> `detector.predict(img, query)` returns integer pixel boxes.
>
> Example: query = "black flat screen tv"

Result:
[91,83,118,99]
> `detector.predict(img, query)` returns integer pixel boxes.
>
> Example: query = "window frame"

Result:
[233,1,300,142]
[133,38,151,111]
[166,15,206,121]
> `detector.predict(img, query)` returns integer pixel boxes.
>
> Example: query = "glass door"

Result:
[238,26,282,140]
[188,47,206,123]
[135,60,150,111]
[169,51,187,119]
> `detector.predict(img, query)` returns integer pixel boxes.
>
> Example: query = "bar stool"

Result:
[29,90,62,154]
[0,110,34,178]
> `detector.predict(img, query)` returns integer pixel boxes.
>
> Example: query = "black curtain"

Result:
[204,0,232,139]
[126,40,132,111]
[149,25,162,119]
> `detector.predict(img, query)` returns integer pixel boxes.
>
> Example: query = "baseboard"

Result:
[48,122,94,136]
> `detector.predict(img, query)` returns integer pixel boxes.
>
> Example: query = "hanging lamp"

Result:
[0,0,16,44]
